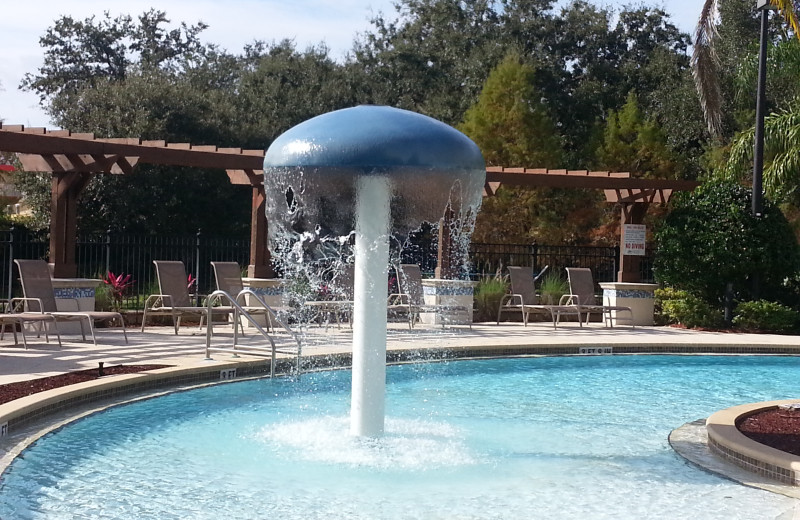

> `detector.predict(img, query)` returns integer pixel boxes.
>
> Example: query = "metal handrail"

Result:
[204,289,301,377]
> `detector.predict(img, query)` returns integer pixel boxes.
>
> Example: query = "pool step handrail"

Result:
[204,289,302,377]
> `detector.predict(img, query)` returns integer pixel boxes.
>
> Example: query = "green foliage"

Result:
[723,103,800,205]
[460,54,605,244]
[733,300,799,332]
[654,180,800,304]
[654,287,724,328]
[595,92,681,179]
[459,54,563,167]
[538,271,569,305]
[473,274,508,322]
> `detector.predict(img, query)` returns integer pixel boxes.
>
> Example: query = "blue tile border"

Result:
[53,288,95,299]
[250,287,284,296]
[423,286,474,296]
[603,289,654,299]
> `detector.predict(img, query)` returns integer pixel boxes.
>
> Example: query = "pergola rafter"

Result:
[0,124,269,277]
[0,124,700,282]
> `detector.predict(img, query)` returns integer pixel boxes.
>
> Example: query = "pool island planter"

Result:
[706,400,800,486]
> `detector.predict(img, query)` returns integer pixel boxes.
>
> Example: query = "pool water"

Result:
[1,355,799,519]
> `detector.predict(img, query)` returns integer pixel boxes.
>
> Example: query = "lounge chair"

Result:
[497,266,580,328]
[13,259,127,345]
[0,311,62,349]
[211,261,287,332]
[142,260,233,334]
[303,264,354,328]
[389,263,471,329]
[564,267,634,327]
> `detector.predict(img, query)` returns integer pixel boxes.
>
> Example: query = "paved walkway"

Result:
[2,321,800,385]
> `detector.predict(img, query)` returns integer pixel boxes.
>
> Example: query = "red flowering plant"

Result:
[187,273,197,291]
[102,271,135,312]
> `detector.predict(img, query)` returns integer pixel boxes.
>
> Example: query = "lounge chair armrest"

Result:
[499,294,524,307]
[9,297,45,313]
[143,294,173,309]
[560,294,578,306]
[387,293,409,305]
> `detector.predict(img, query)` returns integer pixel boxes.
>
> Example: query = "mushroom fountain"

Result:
[263,105,485,437]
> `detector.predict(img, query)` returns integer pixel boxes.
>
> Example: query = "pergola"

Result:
[0,124,699,282]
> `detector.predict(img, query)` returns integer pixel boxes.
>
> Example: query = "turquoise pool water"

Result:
[1,355,799,519]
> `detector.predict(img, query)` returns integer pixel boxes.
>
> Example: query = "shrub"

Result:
[539,271,569,305]
[473,274,508,322]
[655,287,724,329]
[654,180,799,305]
[733,300,799,332]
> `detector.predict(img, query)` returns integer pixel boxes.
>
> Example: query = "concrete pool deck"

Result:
[3,321,800,386]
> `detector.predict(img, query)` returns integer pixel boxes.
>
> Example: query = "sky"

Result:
[0,0,702,129]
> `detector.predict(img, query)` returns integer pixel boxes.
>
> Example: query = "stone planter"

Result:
[598,282,658,326]
[420,279,476,325]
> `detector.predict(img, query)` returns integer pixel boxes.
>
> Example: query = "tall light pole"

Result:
[752,0,774,218]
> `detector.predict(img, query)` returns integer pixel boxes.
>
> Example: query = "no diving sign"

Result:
[623,224,646,256]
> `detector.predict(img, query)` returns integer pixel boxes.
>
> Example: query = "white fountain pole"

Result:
[351,174,391,437]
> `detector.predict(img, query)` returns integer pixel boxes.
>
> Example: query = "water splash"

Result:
[255,416,479,470]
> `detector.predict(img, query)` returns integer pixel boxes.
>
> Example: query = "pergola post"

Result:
[50,172,92,278]
[617,202,649,283]
[435,205,457,279]
[248,185,273,278]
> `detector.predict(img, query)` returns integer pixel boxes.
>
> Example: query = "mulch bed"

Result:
[738,407,800,456]
[0,365,171,406]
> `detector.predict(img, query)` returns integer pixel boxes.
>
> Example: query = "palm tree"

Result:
[692,0,800,136]
[723,106,800,200]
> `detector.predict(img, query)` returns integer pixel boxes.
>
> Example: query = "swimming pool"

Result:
[1,355,798,519]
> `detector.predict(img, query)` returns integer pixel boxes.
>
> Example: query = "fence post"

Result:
[532,242,539,271]
[613,245,620,282]
[195,229,202,292]
[6,226,14,303]
[105,228,112,276]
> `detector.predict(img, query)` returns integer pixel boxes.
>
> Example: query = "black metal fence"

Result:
[0,229,654,306]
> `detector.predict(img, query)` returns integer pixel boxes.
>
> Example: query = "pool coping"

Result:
[4,342,800,489]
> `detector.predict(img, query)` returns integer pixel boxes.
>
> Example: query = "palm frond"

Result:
[772,0,800,37]
[692,0,723,137]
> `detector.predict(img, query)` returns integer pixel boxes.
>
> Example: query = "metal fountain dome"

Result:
[263,104,485,171]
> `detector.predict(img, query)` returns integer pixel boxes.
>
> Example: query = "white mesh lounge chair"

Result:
[564,267,634,327]
[0,311,62,349]
[388,264,471,329]
[303,263,354,329]
[497,266,580,328]
[211,261,288,332]
[142,260,233,335]
[13,259,127,345]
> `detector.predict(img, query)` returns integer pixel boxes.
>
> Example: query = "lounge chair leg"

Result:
[85,318,97,345]
[141,308,148,332]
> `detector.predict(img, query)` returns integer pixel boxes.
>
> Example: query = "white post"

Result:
[350,174,391,437]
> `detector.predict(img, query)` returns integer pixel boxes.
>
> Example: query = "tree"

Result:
[723,102,800,204]
[459,55,605,244]
[654,180,798,304]
[595,92,681,179]
[18,12,357,235]
[459,54,562,167]
[20,9,210,125]
[692,0,800,136]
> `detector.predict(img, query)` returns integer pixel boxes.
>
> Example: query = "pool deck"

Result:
[3,321,800,385]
